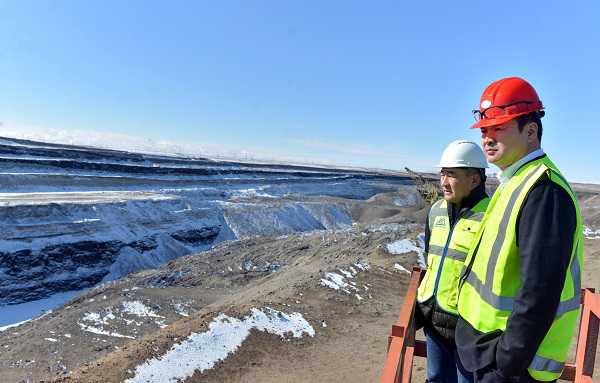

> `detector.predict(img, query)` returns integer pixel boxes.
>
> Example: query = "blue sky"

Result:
[1,1,598,182]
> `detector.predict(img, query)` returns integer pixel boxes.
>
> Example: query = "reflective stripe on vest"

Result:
[457,156,584,382]
[429,245,469,262]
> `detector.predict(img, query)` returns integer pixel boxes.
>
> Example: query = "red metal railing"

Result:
[380,267,599,383]
[572,288,600,383]
[380,267,425,383]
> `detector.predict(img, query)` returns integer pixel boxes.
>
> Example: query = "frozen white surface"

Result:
[77,323,135,339]
[394,263,411,274]
[0,319,31,332]
[320,262,369,300]
[353,260,370,271]
[230,187,277,199]
[584,225,600,239]
[0,290,84,327]
[0,134,411,309]
[393,192,422,207]
[82,310,116,326]
[338,269,354,279]
[386,234,426,269]
[387,239,420,255]
[125,308,314,383]
[320,272,356,293]
[222,202,352,239]
[320,278,341,291]
[77,307,139,339]
[173,303,190,317]
[121,301,163,318]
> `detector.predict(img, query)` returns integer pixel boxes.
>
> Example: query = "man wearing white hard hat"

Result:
[415,140,489,383]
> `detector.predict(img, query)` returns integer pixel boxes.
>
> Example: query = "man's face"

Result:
[440,168,477,204]
[480,119,529,169]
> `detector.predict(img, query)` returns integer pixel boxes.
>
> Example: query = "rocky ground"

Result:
[1,184,599,383]
[0,189,428,383]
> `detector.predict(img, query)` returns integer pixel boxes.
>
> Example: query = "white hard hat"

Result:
[436,140,488,168]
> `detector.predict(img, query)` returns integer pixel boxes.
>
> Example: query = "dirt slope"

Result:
[0,218,424,383]
[2,184,599,383]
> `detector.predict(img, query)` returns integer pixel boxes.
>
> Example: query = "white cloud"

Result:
[0,122,364,168]
[0,121,434,172]
[0,121,222,158]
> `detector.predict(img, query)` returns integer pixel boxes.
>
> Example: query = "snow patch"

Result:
[123,319,143,326]
[320,278,341,291]
[155,319,168,329]
[320,272,358,294]
[78,307,146,338]
[394,263,411,274]
[173,303,190,317]
[386,234,426,268]
[387,239,419,255]
[82,310,115,326]
[584,225,600,239]
[320,261,369,300]
[338,269,354,279]
[230,187,276,199]
[73,218,101,224]
[0,319,32,332]
[125,308,314,383]
[121,301,163,318]
[78,308,136,338]
[78,323,135,339]
[353,260,370,271]
[0,289,83,328]
[393,192,421,207]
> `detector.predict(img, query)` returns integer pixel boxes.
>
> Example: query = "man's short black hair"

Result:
[517,111,544,142]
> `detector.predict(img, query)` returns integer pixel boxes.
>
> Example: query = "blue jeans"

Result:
[425,329,473,383]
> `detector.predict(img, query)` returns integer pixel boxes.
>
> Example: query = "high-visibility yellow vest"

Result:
[417,197,489,315]
[458,156,584,381]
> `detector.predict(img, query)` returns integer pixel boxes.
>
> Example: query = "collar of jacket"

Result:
[497,148,546,185]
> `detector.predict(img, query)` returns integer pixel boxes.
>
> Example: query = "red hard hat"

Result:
[471,77,544,129]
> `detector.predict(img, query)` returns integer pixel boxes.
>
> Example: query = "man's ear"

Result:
[471,172,480,189]
[526,122,539,143]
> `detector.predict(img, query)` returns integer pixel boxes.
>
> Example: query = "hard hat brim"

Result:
[470,111,529,129]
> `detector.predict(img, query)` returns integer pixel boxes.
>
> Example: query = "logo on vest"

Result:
[434,217,446,228]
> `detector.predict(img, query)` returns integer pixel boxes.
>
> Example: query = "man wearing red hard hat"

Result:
[455,77,584,382]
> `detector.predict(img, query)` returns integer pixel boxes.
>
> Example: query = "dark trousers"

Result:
[425,328,474,383]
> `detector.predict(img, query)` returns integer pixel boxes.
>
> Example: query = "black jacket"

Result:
[416,182,488,347]
[456,154,576,382]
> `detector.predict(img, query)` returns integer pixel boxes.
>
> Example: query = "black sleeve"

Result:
[495,178,576,378]
[415,206,433,330]
[424,206,431,255]
[421,205,432,278]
